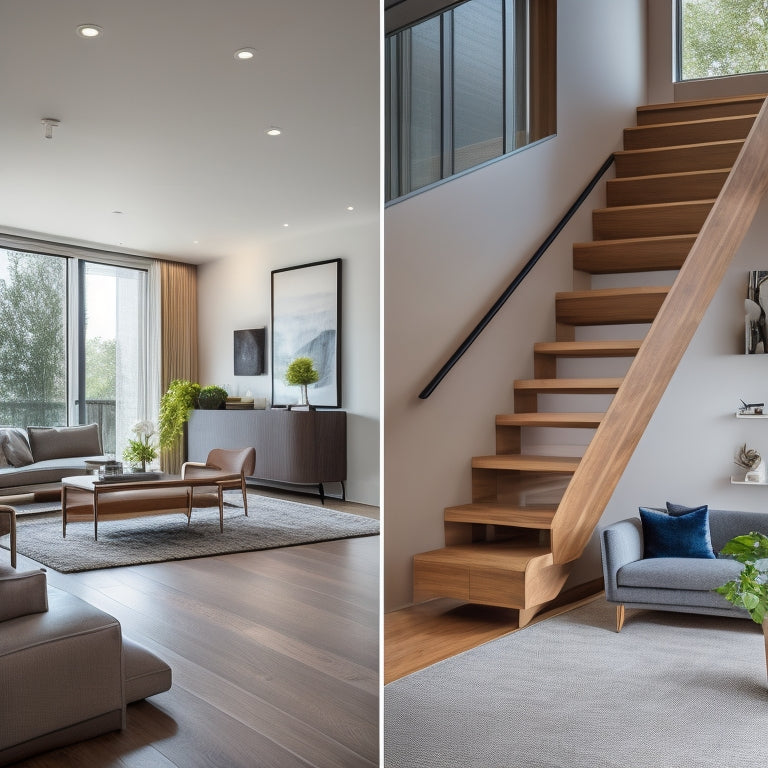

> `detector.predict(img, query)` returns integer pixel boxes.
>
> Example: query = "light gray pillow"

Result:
[27,424,102,462]
[0,441,9,468]
[1,429,34,467]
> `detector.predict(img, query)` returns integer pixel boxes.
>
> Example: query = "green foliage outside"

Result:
[715,531,768,623]
[86,337,117,399]
[680,0,768,80]
[0,251,67,424]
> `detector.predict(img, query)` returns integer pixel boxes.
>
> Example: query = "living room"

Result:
[0,1,380,766]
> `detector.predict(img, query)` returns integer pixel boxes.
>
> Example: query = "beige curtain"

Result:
[160,260,198,473]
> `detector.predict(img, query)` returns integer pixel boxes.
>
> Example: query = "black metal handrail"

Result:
[418,153,616,400]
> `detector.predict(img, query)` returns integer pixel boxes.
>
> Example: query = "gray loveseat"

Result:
[600,507,768,631]
[0,563,172,765]
[0,424,108,499]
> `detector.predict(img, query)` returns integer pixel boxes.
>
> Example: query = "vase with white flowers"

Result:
[122,420,159,472]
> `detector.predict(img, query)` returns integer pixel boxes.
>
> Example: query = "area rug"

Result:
[3,493,379,573]
[384,599,768,768]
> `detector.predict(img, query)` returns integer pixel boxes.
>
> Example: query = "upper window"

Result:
[677,0,768,81]
[386,0,556,202]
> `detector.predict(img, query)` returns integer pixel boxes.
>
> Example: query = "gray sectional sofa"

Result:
[0,424,108,499]
[600,507,768,631]
[0,563,172,765]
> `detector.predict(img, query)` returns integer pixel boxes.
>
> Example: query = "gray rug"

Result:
[3,493,379,573]
[384,599,768,768]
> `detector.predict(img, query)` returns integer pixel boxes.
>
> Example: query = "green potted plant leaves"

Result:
[158,379,201,451]
[715,531,768,678]
[284,356,319,406]
[197,384,228,410]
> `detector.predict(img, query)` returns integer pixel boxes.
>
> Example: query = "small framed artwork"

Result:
[271,258,342,407]
[745,270,768,354]
[234,328,266,375]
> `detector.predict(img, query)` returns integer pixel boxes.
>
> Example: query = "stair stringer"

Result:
[549,96,768,566]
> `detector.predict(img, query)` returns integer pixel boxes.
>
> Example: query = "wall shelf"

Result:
[730,476,768,486]
[735,412,768,418]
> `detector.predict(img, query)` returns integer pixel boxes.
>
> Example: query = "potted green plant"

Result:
[715,531,768,678]
[158,379,201,450]
[122,420,158,471]
[284,356,319,406]
[197,385,228,410]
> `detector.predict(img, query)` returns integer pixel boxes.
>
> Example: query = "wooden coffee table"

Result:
[61,473,240,540]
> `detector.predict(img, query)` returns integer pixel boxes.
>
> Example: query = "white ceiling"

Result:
[0,0,381,263]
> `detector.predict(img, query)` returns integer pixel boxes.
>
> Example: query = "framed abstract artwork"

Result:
[234,328,266,375]
[271,258,342,406]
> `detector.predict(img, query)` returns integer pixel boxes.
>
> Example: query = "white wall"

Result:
[197,217,380,506]
[384,0,647,610]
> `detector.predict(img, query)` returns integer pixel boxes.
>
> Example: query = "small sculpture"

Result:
[735,443,766,483]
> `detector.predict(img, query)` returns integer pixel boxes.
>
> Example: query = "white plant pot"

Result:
[745,460,766,483]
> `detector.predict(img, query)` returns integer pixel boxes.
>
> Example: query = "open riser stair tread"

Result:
[533,339,642,357]
[573,235,695,274]
[496,412,603,428]
[444,503,557,528]
[471,454,581,473]
[614,139,744,177]
[513,377,622,394]
[556,286,669,326]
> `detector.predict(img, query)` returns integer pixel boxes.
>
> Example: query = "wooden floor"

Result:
[384,581,603,684]
[9,487,380,768]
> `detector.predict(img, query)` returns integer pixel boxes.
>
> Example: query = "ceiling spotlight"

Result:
[76,24,102,38]
[234,47,256,60]
[41,117,60,139]
[266,127,282,137]
[346,205,355,211]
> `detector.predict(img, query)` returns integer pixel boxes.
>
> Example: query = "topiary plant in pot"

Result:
[715,531,768,679]
[284,356,319,406]
[197,385,228,410]
[158,379,201,450]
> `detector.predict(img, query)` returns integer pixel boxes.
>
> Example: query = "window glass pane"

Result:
[83,262,147,456]
[680,0,768,80]
[408,18,442,193]
[452,0,504,173]
[0,250,67,426]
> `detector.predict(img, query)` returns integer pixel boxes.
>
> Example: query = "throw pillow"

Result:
[27,424,102,462]
[666,501,708,517]
[1,429,34,467]
[639,506,716,559]
[0,439,9,468]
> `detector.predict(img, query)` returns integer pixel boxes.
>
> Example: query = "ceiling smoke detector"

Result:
[41,118,60,139]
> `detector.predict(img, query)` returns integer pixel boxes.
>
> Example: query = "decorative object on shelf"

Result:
[284,356,319,407]
[158,379,201,450]
[738,399,765,416]
[271,258,341,407]
[197,385,228,410]
[122,420,158,472]
[715,531,768,679]
[745,270,768,354]
[735,443,766,483]
[234,328,266,375]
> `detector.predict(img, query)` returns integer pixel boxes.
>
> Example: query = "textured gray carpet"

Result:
[384,599,768,768]
[4,492,379,573]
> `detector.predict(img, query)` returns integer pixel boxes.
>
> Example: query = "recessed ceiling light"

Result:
[346,205,355,211]
[282,223,289,228]
[76,24,102,38]
[266,127,282,137]
[234,47,256,60]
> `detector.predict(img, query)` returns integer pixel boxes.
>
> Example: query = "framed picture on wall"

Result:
[746,270,768,354]
[271,258,342,407]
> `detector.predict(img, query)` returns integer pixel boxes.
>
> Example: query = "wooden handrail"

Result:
[418,154,616,400]
[550,95,768,565]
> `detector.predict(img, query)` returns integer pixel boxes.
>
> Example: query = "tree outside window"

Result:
[679,0,768,80]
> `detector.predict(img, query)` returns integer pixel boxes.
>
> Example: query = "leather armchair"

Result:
[181,446,256,514]
[0,505,15,568]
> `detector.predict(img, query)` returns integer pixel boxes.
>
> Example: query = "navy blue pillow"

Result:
[639,506,716,559]
[666,501,708,517]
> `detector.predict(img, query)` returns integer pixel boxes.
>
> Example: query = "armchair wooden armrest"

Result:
[0,504,17,568]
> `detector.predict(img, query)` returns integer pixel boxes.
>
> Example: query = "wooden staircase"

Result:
[413,94,768,626]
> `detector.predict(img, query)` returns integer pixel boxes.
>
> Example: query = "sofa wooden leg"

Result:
[616,604,625,633]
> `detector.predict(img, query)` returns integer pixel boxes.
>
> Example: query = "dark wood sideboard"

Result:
[186,409,347,502]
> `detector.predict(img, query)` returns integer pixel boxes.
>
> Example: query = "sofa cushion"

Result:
[639,506,716,559]
[27,424,102,462]
[122,637,172,703]
[0,429,34,467]
[617,556,743,591]
[0,565,48,622]
[0,457,107,490]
